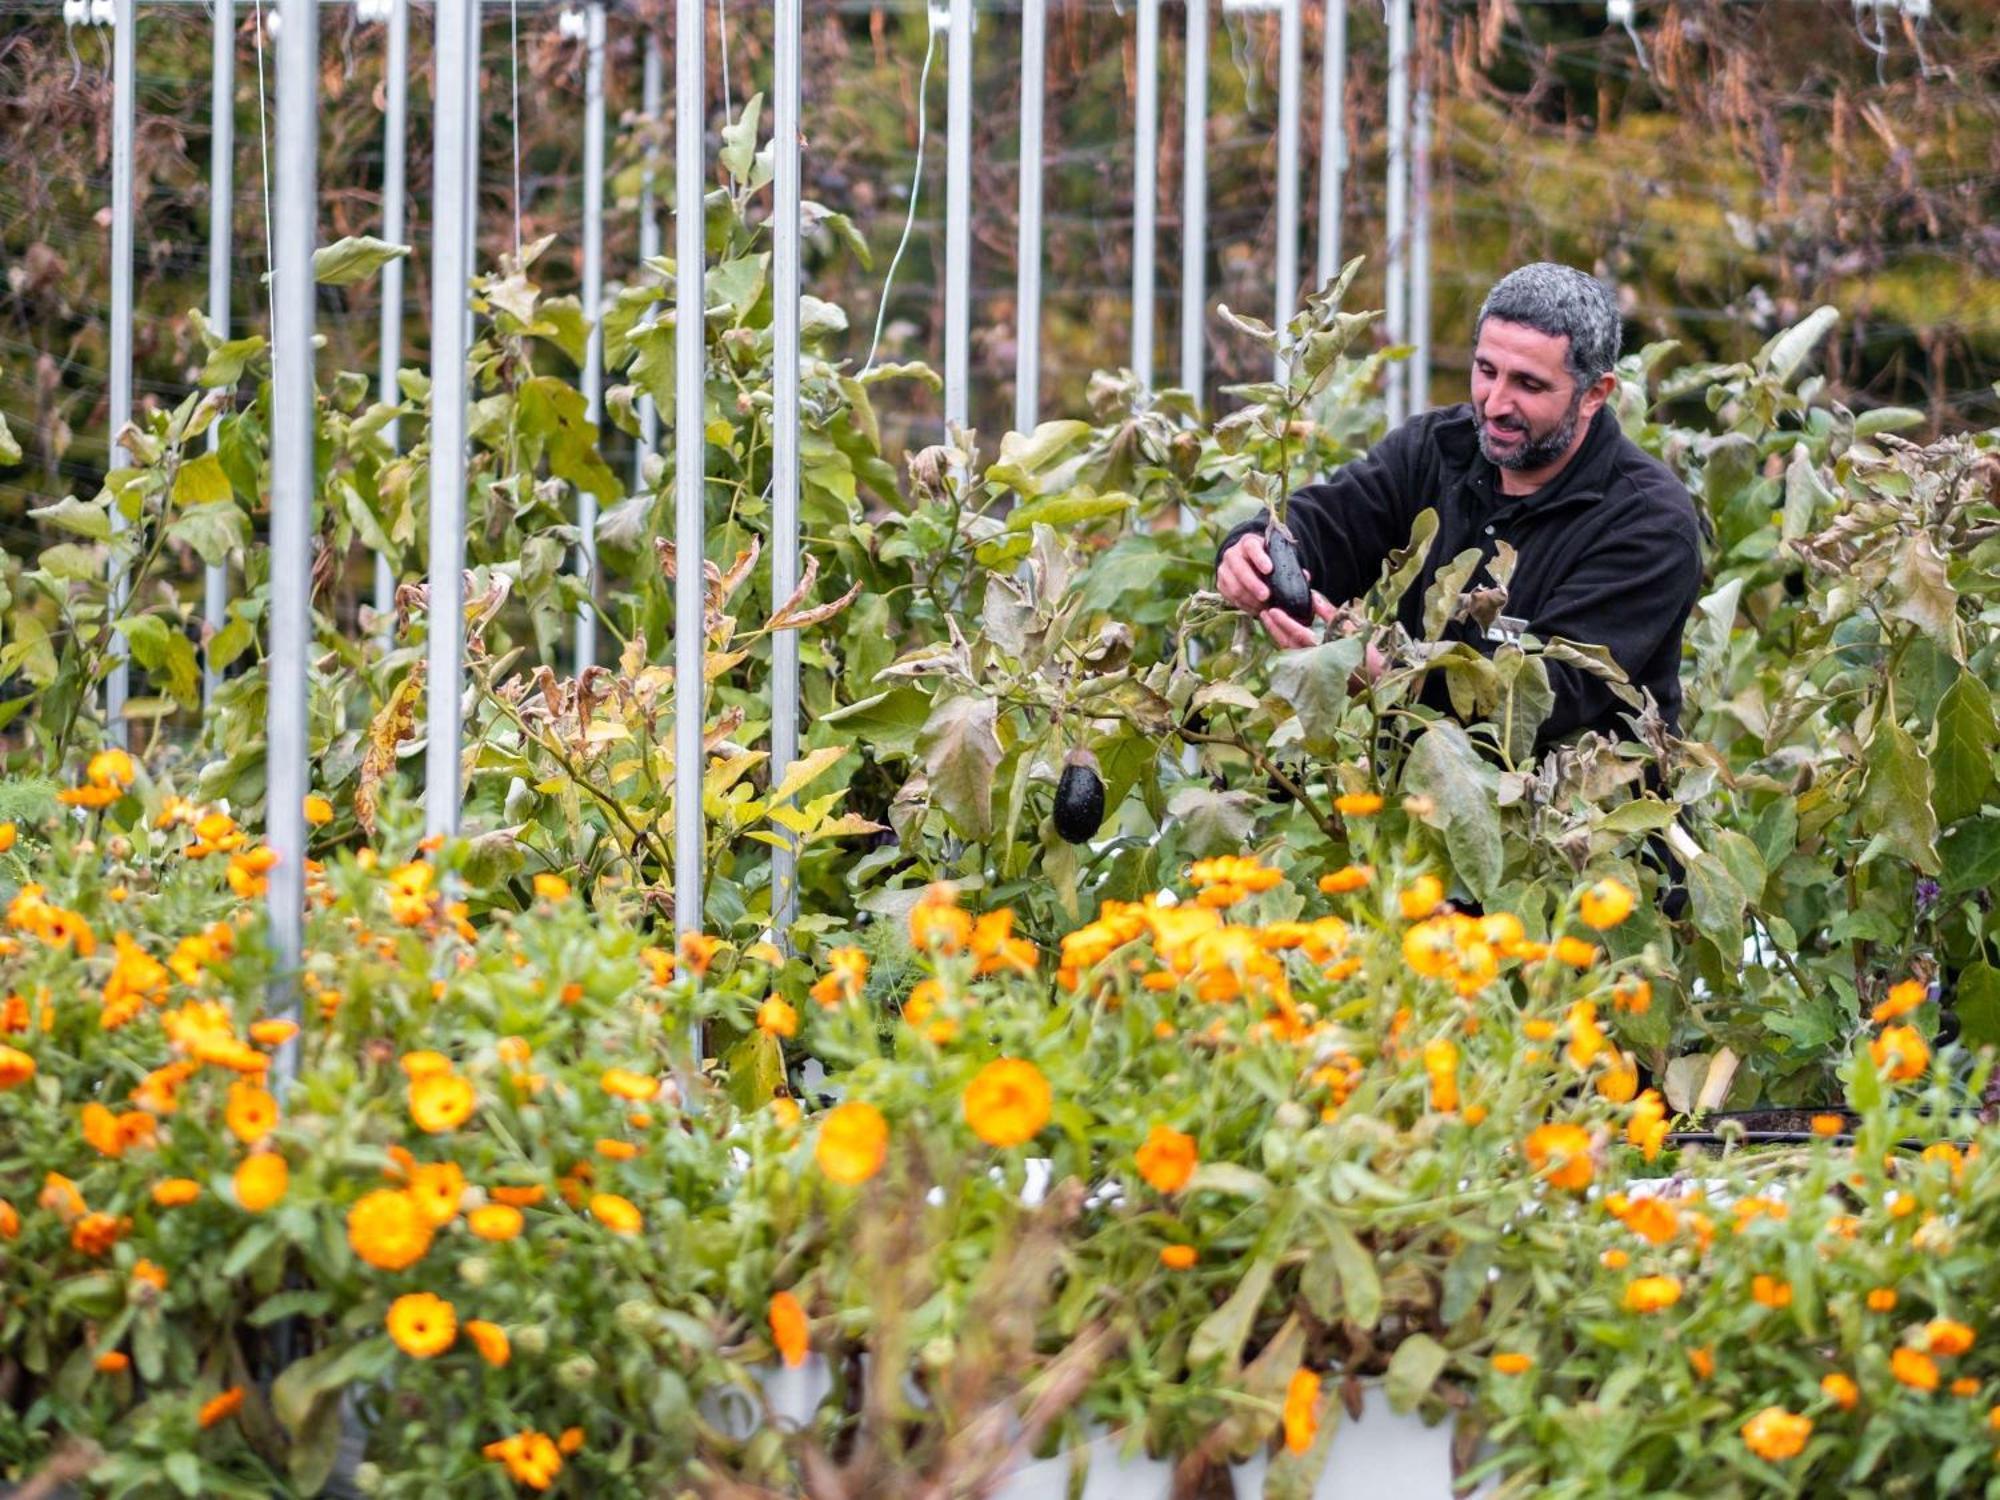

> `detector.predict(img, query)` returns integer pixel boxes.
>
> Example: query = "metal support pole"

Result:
[1315,0,1345,291]
[1410,78,1431,414]
[375,0,408,652]
[770,0,801,941]
[1383,0,1409,426]
[635,33,663,483]
[576,0,605,672]
[1131,0,1158,385]
[203,0,234,705]
[943,0,971,429]
[672,0,705,935]
[1273,0,1301,369]
[106,0,136,745]
[1013,0,1044,434]
[267,0,319,1077]
[427,0,472,840]
[1178,0,1207,409]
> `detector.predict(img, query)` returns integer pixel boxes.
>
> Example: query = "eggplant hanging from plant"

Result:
[1262,523,1315,626]
[1053,748,1107,844]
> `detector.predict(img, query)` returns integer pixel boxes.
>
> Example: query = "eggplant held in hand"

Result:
[1263,525,1315,626]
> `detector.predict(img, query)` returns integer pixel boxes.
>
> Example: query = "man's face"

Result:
[1470,319,1588,472]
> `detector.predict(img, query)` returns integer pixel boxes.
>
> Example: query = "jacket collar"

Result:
[1438,401,1622,510]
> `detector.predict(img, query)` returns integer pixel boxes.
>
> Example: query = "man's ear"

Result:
[1580,371,1617,418]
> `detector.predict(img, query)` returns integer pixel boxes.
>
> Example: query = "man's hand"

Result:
[1217,532,1336,649]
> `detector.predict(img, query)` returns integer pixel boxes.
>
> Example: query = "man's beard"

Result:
[1476,387,1586,471]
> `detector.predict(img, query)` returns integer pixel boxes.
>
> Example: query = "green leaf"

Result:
[28,494,111,541]
[723,1029,786,1112]
[985,420,1094,498]
[1422,546,1482,641]
[1325,1217,1381,1329]
[1374,506,1439,612]
[1854,406,1925,437]
[1858,719,1940,875]
[1940,820,2000,898]
[0,409,20,465]
[248,1290,335,1327]
[1401,722,1503,901]
[1184,1163,1272,1199]
[1163,784,1257,859]
[1187,1256,1275,1374]
[1384,1333,1449,1413]
[918,692,1000,842]
[115,615,199,707]
[164,1452,203,1498]
[1003,490,1134,532]
[1886,532,1959,657]
[168,503,248,567]
[1755,305,1838,385]
[518,376,624,502]
[1953,963,2000,1049]
[312,235,410,285]
[1684,854,1746,957]
[209,612,256,672]
[719,91,765,185]
[171,450,234,506]
[1930,672,1996,829]
[1780,446,1834,542]
[1268,636,1364,754]
[200,334,268,388]
[1597,799,1682,834]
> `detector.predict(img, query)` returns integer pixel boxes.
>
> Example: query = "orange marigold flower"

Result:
[131,1258,168,1293]
[1601,1249,1630,1270]
[1952,1376,1981,1398]
[679,931,721,978]
[1752,1274,1793,1309]
[1555,936,1599,969]
[303,794,334,826]
[0,1044,36,1089]
[1159,1244,1198,1270]
[769,1290,810,1368]
[531,872,570,902]
[809,946,869,1008]
[1611,976,1652,1014]
[1688,1347,1715,1380]
[1334,792,1383,817]
[1741,1407,1811,1461]
[409,1072,477,1134]
[1626,1090,1669,1163]
[469,1204,525,1241]
[595,1138,639,1162]
[1282,1368,1321,1455]
[1892,1346,1939,1392]
[198,1386,245,1430]
[400,1050,453,1080]
[557,1428,585,1456]
[815,1101,889,1185]
[1871,1025,1930,1084]
[81,1101,126,1157]
[1525,1123,1595,1192]
[963,1059,1052,1149]
[94,1351,130,1373]
[234,1152,289,1213]
[1927,1319,1975,1358]
[1491,1352,1534,1376]
[1811,1113,1845,1137]
[1397,875,1444,920]
[1135,1123,1199,1194]
[40,1172,85,1221]
[1317,864,1374,895]
[409,1162,466,1226]
[0,823,14,852]
[1578,878,1635,930]
[1864,1287,1898,1312]
[386,1291,457,1358]
[1615,1195,1680,1247]
[482,1431,563,1490]
[348,1188,434,1270]
[589,1192,642,1235]
[0,1199,18,1239]
[491,1183,546,1209]
[249,1019,299,1047]
[464,1318,511,1367]
[909,884,973,954]
[1422,1038,1460,1114]
[757,995,799,1040]
[1402,919,1458,980]
[1871,979,1927,1024]
[1821,1372,1859,1410]
[1623,1275,1683,1314]
[71,1211,128,1256]
[226,1081,279,1145]
[600,1067,657,1103]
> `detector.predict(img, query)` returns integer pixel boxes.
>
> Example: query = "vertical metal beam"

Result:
[203,0,235,705]
[1131,0,1158,385]
[426,0,472,840]
[635,34,663,482]
[1273,0,1301,368]
[106,0,135,745]
[1410,78,1431,413]
[943,0,971,429]
[1383,0,1409,426]
[576,0,605,672]
[1013,0,1044,434]
[375,0,408,653]
[770,0,801,941]
[673,0,706,935]
[1178,0,1207,408]
[267,0,319,1077]
[1315,0,1345,291]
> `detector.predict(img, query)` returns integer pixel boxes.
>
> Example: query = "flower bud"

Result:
[457,1256,491,1288]
[352,1464,383,1495]
[557,1354,598,1389]
[615,1299,655,1336]
[514,1325,549,1357]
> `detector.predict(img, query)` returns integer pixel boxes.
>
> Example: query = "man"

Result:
[1216,262,1704,751]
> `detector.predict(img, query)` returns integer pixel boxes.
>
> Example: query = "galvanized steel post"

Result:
[1179,0,1207,408]
[1316,0,1345,291]
[375,0,408,653]
[1383,0,1409,425]
[267,0,319,1075]
[204,0,235,705]
[770,0,802,941]
[635,34,663,480]
[426,0,473,840]
[672,0,706,935]
[1273,0,1301,368]
[1131,0,1158,385]
[106,0,135,745]
[1013,0,1044,434]
[576,0,606,671]
[943,0,971,429]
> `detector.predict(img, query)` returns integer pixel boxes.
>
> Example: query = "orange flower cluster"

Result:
[1524,1122,1595,1192]
[6,884,97,956]
[1422,1037,1460,1114]
[101,932,170,1028]
[809,946,868,1007]
[1741,1406,1812,1461]
[483,1430,564,1490]
[1135,1123,1198,1193]
[1187,855,1283,908]
[406,1053,477,1134]
[56,748,136,809]
[815,1100,889,1185]
[963,1058,1052,1148]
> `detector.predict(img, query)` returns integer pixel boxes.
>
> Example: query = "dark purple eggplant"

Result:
[1053,749,1106,844]
[1264,524,1314,626]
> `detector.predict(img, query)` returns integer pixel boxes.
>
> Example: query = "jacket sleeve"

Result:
[1526,518,1703,747]
[1214,420,1422,607]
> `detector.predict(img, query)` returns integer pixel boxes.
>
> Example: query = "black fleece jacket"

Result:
[1219,403,1705,750]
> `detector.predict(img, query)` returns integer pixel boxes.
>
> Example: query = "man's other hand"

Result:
[1217,532,1337,649]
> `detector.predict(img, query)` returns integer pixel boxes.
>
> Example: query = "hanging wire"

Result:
[510,0,523,257]
[862,7,941,372]
[717,0,731,122]
[251,0,274,278]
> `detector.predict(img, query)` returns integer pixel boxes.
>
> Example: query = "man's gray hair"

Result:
[1475,263,1623,388]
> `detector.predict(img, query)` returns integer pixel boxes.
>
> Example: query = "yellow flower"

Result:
[531,872,570,902]
[483,1431,563,1490]
[810,946,869,1007]
[347,1188,435,1270]
[963,1059,1052,1148]
[409,1073,477,1134]
[1159,1244,1198,1270]
[909,884,974,953]
[769,1290,809,1369]
[1282,1368,1321,1455]
[1611,976,1652,1014]
[815,1101,889,1185]
[1811,1113,1845,1137]
[1752,1274,1793,1309]
[303,794,334,826]
[1596,1051,1639,1104]
[600,1067,657,1102]
[464,1319,511,1367]
[589,1193,642,1235]
[1871,979,1926,1024]
[0,823,15,852]
[679,931,721,977]
[250,1019,299,1047]
[1623,1275,1683,1314]
[1524,1123,1594,1192]
[386,1292,457,1358]
[151,1178,200,1208]
[225,1081,279,1145]
[1398,875,1444,920]
[1741,1407,1812,1461]
[1927,1319,1975,1357]
[1334,791,1383,817]
[1613,1195,1679,1247]
[1491,1352,1534,1375]
[1402,918,1458,979]
[1817,1371,1860,1410]
[1554,936,1599,968]
[234,1152,289,1213]
[1422,1038,1460,1114]
[1866,1287,1898,1312]
[0,1044,37,1089]
[469,1204,525,1242]
[88,748,137,788]
[1871,1025,1930,1084]
[1626,1090,1669,1163]
[1135,1124,1199,1193]
[408,1162,466,1226]
[757,995,799,1039]
[1891,1347,1938,1392]
[1317,864,1374,895]
[1578,878,1635,930]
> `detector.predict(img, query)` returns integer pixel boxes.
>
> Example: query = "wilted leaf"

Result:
[312,235,410,286]
[1858,719,1940,874]
[1164,784,1256,858]
[918,693,1000,841]
[1887,532,1959,658]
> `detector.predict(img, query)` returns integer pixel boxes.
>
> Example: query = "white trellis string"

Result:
[510,0,523,257]
[863,8,941,373]
[251,0,274,283]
